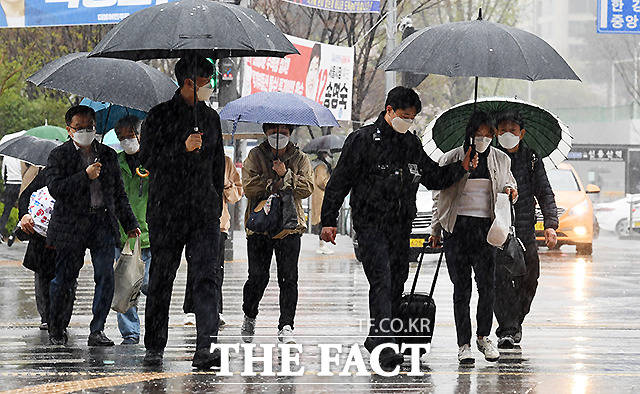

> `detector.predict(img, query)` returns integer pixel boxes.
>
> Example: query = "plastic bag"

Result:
[487,193,511,247]
[27,186,55,237]
[111,237,144,313]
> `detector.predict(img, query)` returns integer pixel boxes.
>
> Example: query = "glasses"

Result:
[69,125,96,133]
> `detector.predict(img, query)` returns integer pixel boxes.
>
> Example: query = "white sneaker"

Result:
[278,325,295,344]
[218,313,226,327]
[476,337,500,362]
[458,344,475,364]
[183,313,196,326]
[241,315,256,343]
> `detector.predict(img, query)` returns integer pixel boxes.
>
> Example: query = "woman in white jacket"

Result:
[429,111,517,365]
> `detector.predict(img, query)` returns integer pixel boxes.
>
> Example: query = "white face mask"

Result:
[120,138,140,155]
[268,133,290,150]
[498,132,521,150]
[391,116,413,134]
[474,136,492,153]
[196,82,214,102]
[72,129,96,147]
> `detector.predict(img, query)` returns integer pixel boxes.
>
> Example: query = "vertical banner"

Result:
[242,35,353,121]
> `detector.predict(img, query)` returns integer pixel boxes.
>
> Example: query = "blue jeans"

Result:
[115,247,151,339]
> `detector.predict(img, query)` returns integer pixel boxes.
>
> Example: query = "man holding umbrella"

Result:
[140,55,225,369]
[321,86,477,370]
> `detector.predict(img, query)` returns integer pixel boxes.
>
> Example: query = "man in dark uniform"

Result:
[494,110,558,349]
[140,56,225,369]
[320,87,476,370]
[46,105,140,346]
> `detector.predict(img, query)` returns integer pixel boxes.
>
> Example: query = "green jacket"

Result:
[117,152,150,249]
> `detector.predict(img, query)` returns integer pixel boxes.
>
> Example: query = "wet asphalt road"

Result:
[0,232,638,393]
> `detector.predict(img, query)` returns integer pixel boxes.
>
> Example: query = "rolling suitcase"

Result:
[396,244,444,355]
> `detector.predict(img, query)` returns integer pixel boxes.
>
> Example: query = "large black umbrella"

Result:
[0,135,62,167]
[27,52,176,112]
[88,0,298,131]
[303,135,346,154]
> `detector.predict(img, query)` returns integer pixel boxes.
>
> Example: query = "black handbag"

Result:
[498,196,527,277]
[246,189,298,239]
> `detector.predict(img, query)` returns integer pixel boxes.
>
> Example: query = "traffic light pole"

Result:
[385,0,397,94]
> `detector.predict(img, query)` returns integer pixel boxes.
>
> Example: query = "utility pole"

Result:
[385,0,397,94]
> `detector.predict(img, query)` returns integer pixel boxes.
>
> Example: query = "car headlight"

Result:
[569,200,589,217]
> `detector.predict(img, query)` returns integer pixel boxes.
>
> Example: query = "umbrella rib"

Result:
[494,24,533,81]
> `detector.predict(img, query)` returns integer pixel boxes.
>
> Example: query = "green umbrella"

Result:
[24,125,68,142]
[422,97,573,168]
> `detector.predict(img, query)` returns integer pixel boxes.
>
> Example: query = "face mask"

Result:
[120,138,140,155]
[474,136,492,153]
[268,133,290,150]
[196,82,214,102]
[391,116,413,134]
[498,132,521,150]
[72,129,96,147]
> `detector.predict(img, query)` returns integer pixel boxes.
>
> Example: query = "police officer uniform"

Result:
[321,112,466,351]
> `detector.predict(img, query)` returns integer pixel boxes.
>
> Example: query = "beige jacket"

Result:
[221,155,243,233]
[311,161,330,226]
[242,141,314,235]
[430,146,517,237]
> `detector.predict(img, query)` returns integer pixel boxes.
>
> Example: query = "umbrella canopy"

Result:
[25,125,68,142]
[422,97,573,168]
[0,130,26,145]
[219,92,339,128]
[89,0,298,60]
[381,13,579,82]
[27,52,176,112]
[0,135,62,167]
[80,98,147,135]
[102,129,122,152]
[303,135,346,154]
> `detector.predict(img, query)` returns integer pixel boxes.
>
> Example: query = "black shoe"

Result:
[49,336,66,345]
[143,350,164,366]
[514,327,522,344]
[378,348,405,372]
[192,348,221,370]
[121,337,140,345]
[39,322,48,331]
[88,331,115,347]
[7,234,15,247]
[498,336,515,349]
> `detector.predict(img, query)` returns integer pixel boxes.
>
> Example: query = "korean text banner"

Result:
[0,0,176,28]
[242,35,354,121]
[283,0,379,13]
[597,0,640,33]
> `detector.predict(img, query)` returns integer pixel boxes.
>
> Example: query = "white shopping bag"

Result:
[27,186,55,237]
[111,237,145,313]
[487,193,511,247]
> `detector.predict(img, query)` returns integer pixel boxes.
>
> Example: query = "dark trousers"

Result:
[0,183,20,237]
[356,226,410,351]
[242,233,301,330]
[184,232,227,314]
[443,216,496,347]
[145,220,220,352]
[494,241,540,337]
[48,213,115,336]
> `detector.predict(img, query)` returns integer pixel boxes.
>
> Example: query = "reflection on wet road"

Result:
[0,232,638,392]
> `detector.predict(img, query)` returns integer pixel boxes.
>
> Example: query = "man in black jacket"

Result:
[321,87,476,370]
[46,105,140,346]
[140,56,225,370]
[494,110,558,349]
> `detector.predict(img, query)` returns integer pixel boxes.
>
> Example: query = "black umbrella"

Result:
[381,9,580,107]
[88,0,297,132]
[27,52,176,112]
[0,135,62,167]
[303,135,346,154]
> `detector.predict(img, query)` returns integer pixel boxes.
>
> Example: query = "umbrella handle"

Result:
[136,167,150,178]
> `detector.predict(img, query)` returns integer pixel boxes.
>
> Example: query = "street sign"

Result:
[598,0,640,34]
[568,146,626,161]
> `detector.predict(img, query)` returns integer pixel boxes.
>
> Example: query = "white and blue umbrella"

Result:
[219,92,339,128]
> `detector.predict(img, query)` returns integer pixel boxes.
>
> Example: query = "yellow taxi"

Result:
[536,163,600,255]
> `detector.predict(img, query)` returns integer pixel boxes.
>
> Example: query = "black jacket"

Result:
[140,91,225,233]
[503,146,558,243]
[45,140,138,247]
[321,112,466,232]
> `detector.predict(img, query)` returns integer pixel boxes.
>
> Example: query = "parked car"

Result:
[536,163,600,255]
[594,195,640,237]
[352,185,434,262]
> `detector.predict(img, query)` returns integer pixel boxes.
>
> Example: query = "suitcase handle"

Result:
[409,242,445,301]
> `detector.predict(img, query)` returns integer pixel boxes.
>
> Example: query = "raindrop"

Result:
[489,48,494,52]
